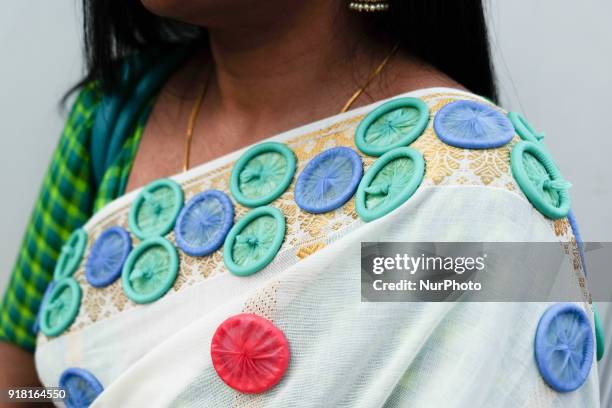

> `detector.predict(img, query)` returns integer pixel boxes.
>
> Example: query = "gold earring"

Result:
[349,0,389,12]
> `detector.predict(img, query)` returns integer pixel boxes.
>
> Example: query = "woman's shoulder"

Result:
[63,80,104,127]
[350,86,574,237]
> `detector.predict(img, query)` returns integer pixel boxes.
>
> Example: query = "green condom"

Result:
[129,178,184,240]
[121,237,179,304]
[511,141,570,219]
[53,229,88,281]
[594,304,605,361]
[40,278,82,337]
[356,147,425,222]
[230,142,296,208]
[223,206,286,276]
[354,97,430,157]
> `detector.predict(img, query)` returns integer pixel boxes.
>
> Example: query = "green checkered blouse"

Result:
[0,82,150,351]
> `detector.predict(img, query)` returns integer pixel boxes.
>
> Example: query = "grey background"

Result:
[0,0,610,402]
[1,1,611,291]
[0,1,82,293]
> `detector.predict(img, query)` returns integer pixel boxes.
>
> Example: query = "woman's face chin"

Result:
[140,0,275,27]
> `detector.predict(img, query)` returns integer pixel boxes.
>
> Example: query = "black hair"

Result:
[77,0,497,101]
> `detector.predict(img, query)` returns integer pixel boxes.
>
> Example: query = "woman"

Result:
[0,0,598,406]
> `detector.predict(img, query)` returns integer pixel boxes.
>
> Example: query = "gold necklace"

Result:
[182,44,399,172]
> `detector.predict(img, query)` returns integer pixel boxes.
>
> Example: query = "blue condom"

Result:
[568,213,604,362]
[32,281,57,334]
[59,367,104,408]
[534,303,594,393]
[567,210,583,243]
[567,210,587,276]
[434,100,514,149]
[174,190,234,257]
[85,226,132,288]
[295,147,363,213]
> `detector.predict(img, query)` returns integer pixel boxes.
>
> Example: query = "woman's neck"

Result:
[203,1,390,125]
[127,1,462,191]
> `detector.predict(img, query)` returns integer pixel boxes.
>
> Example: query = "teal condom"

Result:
[53,229,88,281]
[129,179,184,240]
[511,141,571,219]
[356,147,425,222]
[121,237,179,304]
[223,206,286,276]
[230,142,296,208]
[594,304,605,361]
[508,111,546,143]
[355,97,430,157]
[40,278,82,337]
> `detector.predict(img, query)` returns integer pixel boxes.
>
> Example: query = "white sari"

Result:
[35,88,598,407]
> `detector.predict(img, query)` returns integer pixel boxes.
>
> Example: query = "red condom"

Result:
[211,313,290,394]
